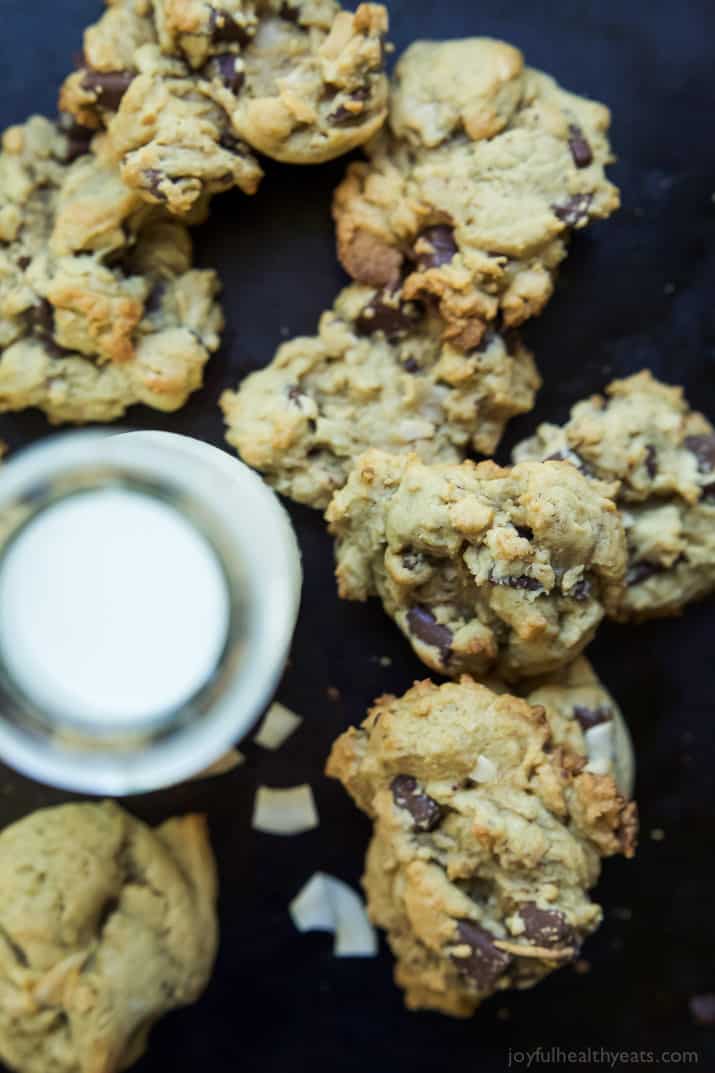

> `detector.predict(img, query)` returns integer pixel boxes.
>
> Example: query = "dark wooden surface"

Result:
[1,2,714,1070]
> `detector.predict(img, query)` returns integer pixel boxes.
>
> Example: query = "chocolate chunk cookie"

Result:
[0,801,218,1073]
[220,283,540,509]
[513,370,715,619]
[326,676,637,1016]
[0,116,222,424]
[326,450,626,680]
[59,0,388,214]
[333,37,619,350]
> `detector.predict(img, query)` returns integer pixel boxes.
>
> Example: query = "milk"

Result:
[0,489,230,726]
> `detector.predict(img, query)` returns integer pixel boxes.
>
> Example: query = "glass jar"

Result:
[0,430,302,794]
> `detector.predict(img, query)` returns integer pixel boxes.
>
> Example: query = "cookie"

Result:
[220,283,540,509]
[0,801,218,1073]
[333,37,619,350]
[59,1,388,215]
[326,450,626,680]
[513,370,715,619]
[0,116,222,424]
[326,675,637,1017]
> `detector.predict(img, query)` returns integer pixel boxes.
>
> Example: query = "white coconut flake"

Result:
[253,702,303,750]
[471,754,498,783]
[289,872,378,957]
[252,784,319,835]
[584,722,614,775]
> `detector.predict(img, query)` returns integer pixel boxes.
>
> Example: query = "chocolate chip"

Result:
[402,357,420,373]
[355,288,423,340]
[690,993,715,1026]
[685,434,715,474]
[81,69,134,111]
[452,920,512,991]
[17,256,31,271]
[552,193,593,227]
[329,87,370,126]
[625,560,664,586]
[491,573,542,592]
[573,705,612,731]
[644,444,657,479]
[413,225,457,271]
[406,606,452,663]
[519,903,576,948]
[390,775,443,832]
[703,483,715,501]
[568,125,593,168]
[205,53,245,94]
[570,577,592,601]
[209,7,252,45]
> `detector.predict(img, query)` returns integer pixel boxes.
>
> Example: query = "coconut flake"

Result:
[470,754,498,783]
[253,702,303,750]
[584,722,614,775]
[289,872,378,957]
[252,784,318,835]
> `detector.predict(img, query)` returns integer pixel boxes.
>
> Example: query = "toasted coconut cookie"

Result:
[59,0,388,214]
[0,116,222,424]
[333,37,619,350]
[326,676,637,1016]
[0,801,218,1073]
[326,450,626,680]
[513,370,715,619]
[221,283,540,509]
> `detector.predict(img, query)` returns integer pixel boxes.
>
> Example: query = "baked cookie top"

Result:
[513,370,715,619]
[59,0,388,214]
[0,801,218,1073]
[326,450,626,680]
[0,116,222,424]
[221,283,540,509]
[333,37,619,350]
[326,675,636,1017]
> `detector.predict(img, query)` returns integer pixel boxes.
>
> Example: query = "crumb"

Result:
[650,828,666,842]
[573,959,591,975]
[326,686,341,702]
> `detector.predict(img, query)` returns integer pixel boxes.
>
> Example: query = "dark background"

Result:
[1,2,714,1070]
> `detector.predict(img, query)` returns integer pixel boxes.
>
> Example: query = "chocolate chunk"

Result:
[414,225,457,271]
[81,69,134,111]
[690,993,715,1026]
[567,125,593,168]
[685,434,715,474]
[644,444,658,479]
[17,256,31,271]
[570,576,592,601]
[141,169,168,201]
[573,705,612,731]
[625,559,664,586]
[703,483,715,502]
[209,7,252,45]
[390,775,443,832]
[30,298,55,336]
[402,357,420,373]
[406,606,452,663]
[552,193,593,227]
[58,114,94,162]
[144,282,166,315]
[355,288,423,340]
[205,53,245,94]
[491,573,542,592]
[329,87,370,126]
[452,920,512,991]
[519,903,576,948]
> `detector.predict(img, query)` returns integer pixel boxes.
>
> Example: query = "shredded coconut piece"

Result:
[253,702,303,750]
[252,784,319,835]
[584,722,614,775]
[471,754,498,783]
[289,872,378,957]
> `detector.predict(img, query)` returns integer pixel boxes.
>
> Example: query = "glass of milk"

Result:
[0,431,302,794]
